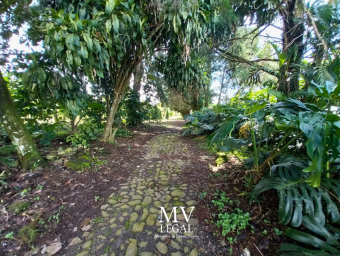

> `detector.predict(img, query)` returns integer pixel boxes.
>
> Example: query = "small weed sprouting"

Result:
[243,174,254,190]
[200,191,207,199]
[36,185,44,190]
[212,191,230,210]
[92,217,104,224]
[274,227,283,236]
[215,208,251,237]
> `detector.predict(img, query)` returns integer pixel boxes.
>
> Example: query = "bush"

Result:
[121,89,162,125]
[115,129,132,138]
[124,90,146,126]
[66,119,102,146]
[182,108,228,136]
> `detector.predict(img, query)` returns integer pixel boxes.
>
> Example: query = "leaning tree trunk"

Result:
[0,72,46,170]
[278,0,305,95]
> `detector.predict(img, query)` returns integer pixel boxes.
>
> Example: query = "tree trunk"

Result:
[101,72,132,142]
[192,89,200,111]
[71,118,75,132]
[204,82,210,108]
[204,61,212,108]
[218,71,226,105]
[278,0,305,95]
[133,61,143,94]
[0,72,46,170]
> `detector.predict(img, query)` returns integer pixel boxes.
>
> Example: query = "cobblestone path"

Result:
[64,132,215,256]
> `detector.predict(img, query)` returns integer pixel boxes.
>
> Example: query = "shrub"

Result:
[66,119,102,146]
[182,108,228,136]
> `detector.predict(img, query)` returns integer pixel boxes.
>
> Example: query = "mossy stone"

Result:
[8,201,30,215]
[65,158,91,171]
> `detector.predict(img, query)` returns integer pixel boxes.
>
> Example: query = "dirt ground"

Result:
[0,120,287,256]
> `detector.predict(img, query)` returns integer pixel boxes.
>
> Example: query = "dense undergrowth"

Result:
[182,82,340,255]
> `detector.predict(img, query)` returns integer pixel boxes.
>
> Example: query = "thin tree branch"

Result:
[302,1,328,59]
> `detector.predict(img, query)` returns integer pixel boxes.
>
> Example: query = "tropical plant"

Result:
[66,119,103,146]
[40,0,221,141]
[182,109,229,136]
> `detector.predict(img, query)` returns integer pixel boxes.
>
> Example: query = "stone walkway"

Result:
[64,132,215,256]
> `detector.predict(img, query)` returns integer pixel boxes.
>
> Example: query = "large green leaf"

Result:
[252,156,340,227]
[82,33,93,51]
[65,34,75,51]
[285,227,340,255]
[112,14,119,33]
[219,137,248,152]
[208,115,244,147]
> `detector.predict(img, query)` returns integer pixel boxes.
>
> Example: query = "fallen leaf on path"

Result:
[67,237,82,247]
[17,172,42,181]
[64,179,73,185]
[9,182,21,189]
[41,245,47,255]
[81,225,91,231]
[45,242,62,255]
[24,247,38,256]
[62,192,79,200]
[79,218,91,227]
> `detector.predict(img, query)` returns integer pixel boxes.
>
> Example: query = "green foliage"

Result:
[120,89,162,125]
[182,109,228,136]
[0,145,17,156]
[280,216,340,255]
[212,191,232,210]
[66,119,102,146]
[186,77,340,253]
[0,156,18,168]
[40,130,57,146]
[252,156,340,227]
[124,90,145,126]
[215,208,251,237]
[115,129,131,138]
[211,191,250,241]
[146,104,162,123]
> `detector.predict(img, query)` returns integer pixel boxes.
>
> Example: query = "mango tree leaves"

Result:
[82,33,93,51]
[112,14,119,33]
[65,34,75,51]
[105,0,118,14]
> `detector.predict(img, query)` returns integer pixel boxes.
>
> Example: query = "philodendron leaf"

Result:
[279,243,332,255]
[285,228,340,255]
